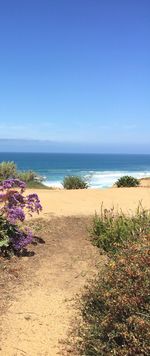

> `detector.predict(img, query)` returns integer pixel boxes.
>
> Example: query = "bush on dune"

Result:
[91,205,150,254]
[25,180,49,189]
[78,235,150,355]
[63,176,88,189]
[75,207,150,355]
[116,175,139,187]
[18,170,38,183]
[0,161,44,188]
[0,161,17,181]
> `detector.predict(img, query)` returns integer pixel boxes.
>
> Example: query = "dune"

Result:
[139,177,150,187]
[27,186,150,218]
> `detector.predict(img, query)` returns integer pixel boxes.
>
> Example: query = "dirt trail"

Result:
[0,217,105,356]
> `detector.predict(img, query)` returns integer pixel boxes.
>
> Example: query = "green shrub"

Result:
[116,175,139,187]
[18,170,38,183]
[26,180,50,189]
[73,209,150,355]
[77,236,150,355]
[63,176,88,189]
[0,161,17,181]
[0,161,42,187]
[91,206,150,253]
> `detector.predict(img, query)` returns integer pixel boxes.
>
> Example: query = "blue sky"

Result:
[0,0,150,152]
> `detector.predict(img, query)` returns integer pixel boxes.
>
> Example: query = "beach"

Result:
[27,184,150,218]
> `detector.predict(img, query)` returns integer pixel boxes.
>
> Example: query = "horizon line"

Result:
[0,152,150,155]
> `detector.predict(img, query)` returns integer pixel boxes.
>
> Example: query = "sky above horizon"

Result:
[0,0,150,153]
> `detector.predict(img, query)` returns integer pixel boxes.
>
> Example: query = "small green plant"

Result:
[77,235,150,355]
[63,176,88,189]
[90,205,150,253]
[116,175,139,187]
[0,215,17,250]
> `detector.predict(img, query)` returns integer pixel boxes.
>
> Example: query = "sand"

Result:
[27,186,150,218]
[140,177,150,187]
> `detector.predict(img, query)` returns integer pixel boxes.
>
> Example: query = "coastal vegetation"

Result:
[116,175,139,187]
[91,205,150,253]
[77,234,150,355]
[75,207,150,355]
[63,175,88,189]
[0,178,42,256]
[0,161,47,188]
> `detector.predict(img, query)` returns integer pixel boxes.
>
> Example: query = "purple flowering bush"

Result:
[0,178,42,254]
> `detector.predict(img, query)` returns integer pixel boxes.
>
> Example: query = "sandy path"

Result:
[27,187,150,218]
[1,187,150,355]
[0,217,105,356]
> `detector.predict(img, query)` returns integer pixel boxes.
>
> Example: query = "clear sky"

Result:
[0,0,150,152]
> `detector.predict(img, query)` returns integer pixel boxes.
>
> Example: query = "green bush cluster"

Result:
[78,235,150,355]
[0,161,17,181]
[0,161,44,187]
[63,175,88,189]
[17,170,38,183]
[91,205,150,253]
[75,208,150,355]
[116,175,139,187]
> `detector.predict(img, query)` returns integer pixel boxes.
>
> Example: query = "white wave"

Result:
[44,180,63,189]
[43,171,150,189]
[84,171,150,188]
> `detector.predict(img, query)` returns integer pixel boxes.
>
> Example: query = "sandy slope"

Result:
[27,187,150,218]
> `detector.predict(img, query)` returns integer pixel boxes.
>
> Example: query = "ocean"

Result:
[0,152,150,188]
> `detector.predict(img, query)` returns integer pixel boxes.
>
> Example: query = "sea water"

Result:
[0,152,150,188]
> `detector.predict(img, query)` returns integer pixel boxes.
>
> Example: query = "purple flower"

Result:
[1,179,26,192]
[7,207,25,223]
[26,194,42,214]
[7,192,25,208]
[0,178,42,252]
[10,228,33,250]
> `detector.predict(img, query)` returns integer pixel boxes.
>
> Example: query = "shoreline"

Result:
[36,177,150,190]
